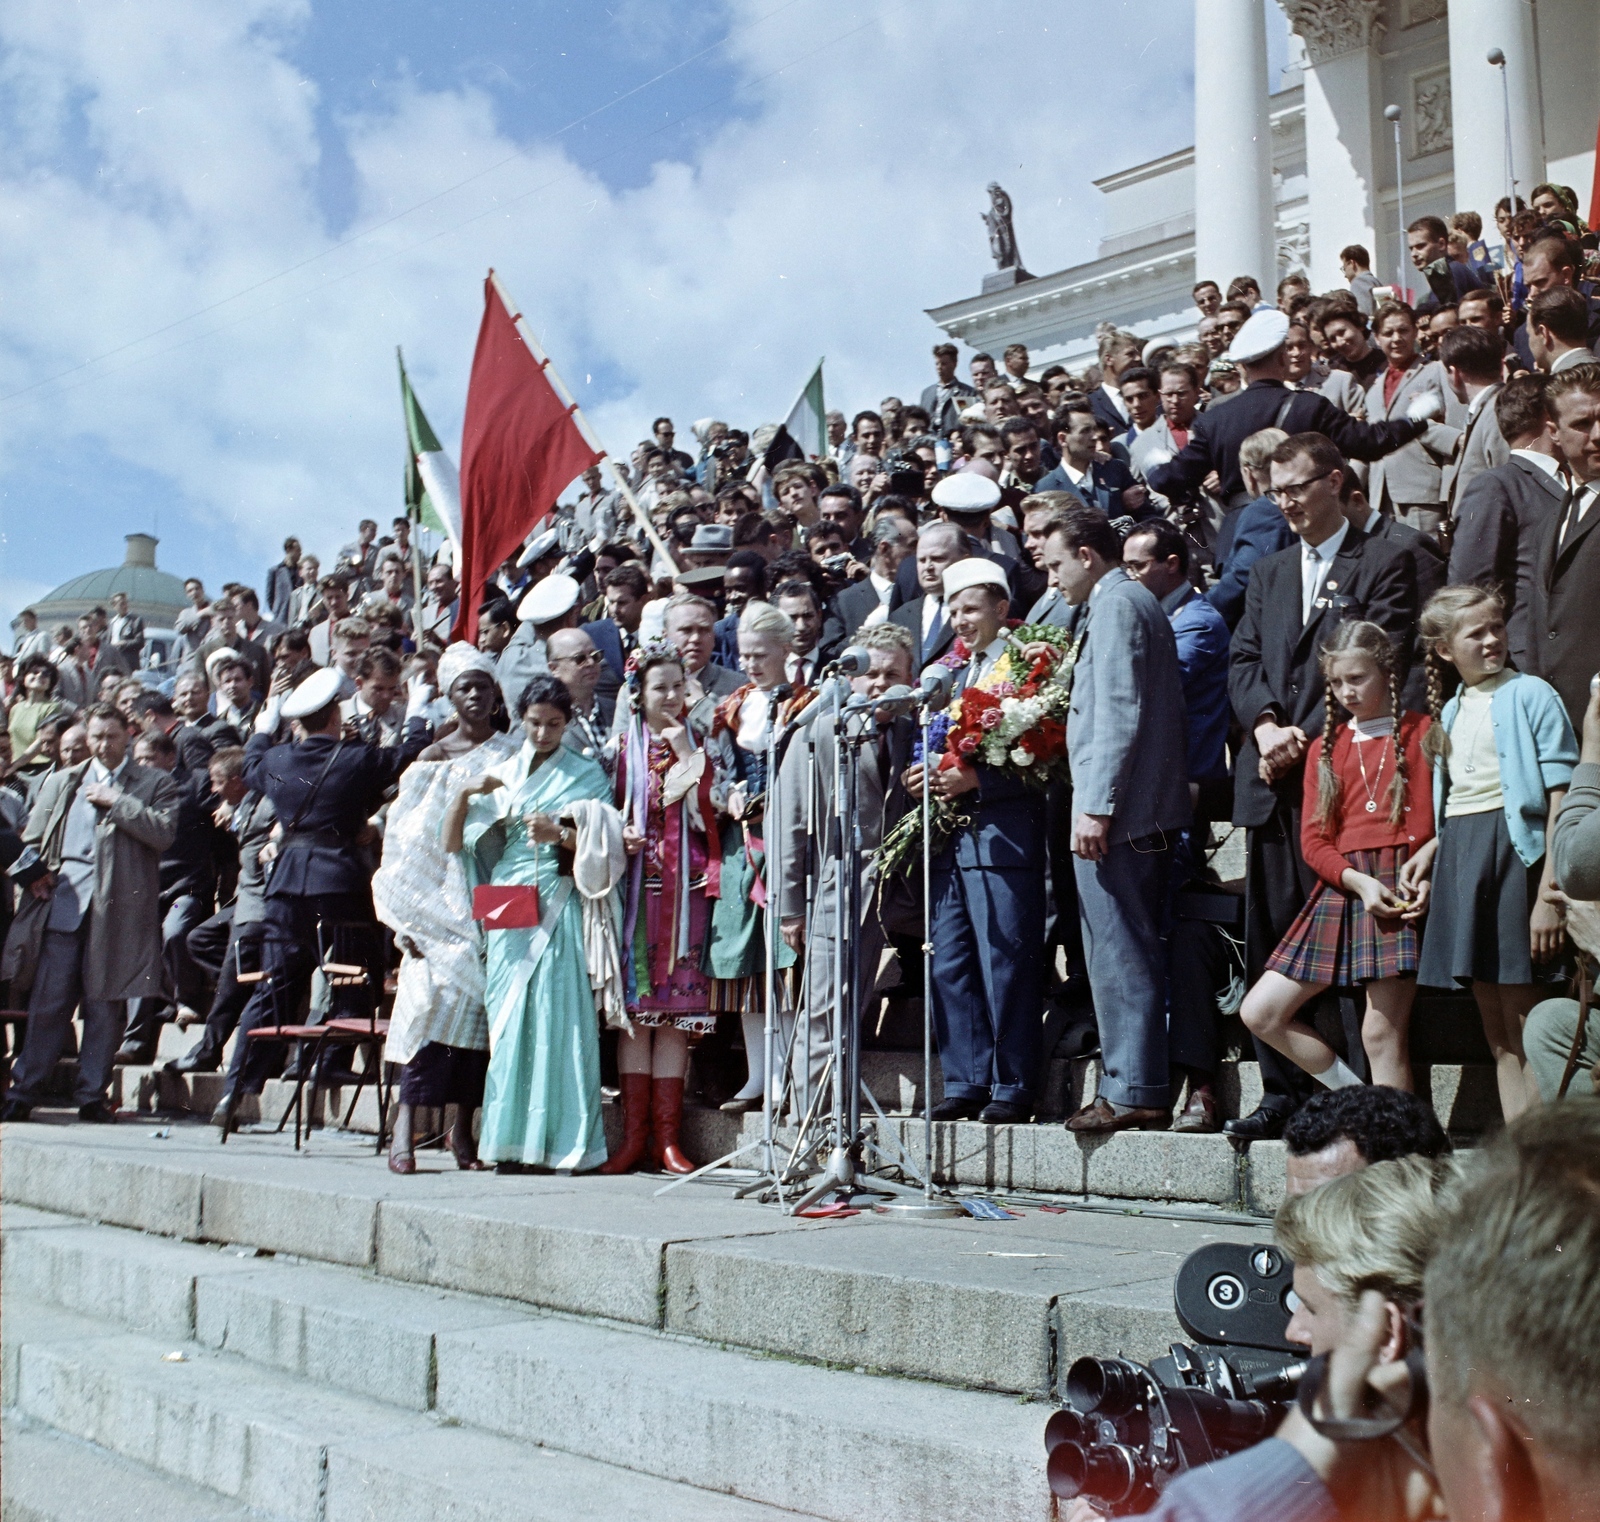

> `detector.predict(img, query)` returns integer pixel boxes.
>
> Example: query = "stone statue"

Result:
[982,182,1021,271]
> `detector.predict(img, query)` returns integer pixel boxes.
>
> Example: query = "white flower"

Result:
[1010,747,1034,766]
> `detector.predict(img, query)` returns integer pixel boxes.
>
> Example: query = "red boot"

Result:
[650,1077,695,1174]
[599,1073,652,1174]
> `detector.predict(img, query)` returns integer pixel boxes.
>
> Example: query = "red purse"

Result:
[472,885,541,928]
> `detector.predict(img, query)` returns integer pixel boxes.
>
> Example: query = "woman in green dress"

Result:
[443,672,615,1172]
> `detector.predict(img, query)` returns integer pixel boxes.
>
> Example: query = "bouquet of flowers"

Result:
[875,622,1081,881]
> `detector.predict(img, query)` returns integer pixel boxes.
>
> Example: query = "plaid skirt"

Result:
[1265,847,1420,986]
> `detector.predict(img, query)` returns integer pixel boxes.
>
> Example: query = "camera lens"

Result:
[1067,1356,1144,1417]
[1049,1441,1143,1505]
[1044,1408,1089,1453]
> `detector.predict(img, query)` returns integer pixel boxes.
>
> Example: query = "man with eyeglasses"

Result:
[546,627,613,772]
[1224,431,1418,1142]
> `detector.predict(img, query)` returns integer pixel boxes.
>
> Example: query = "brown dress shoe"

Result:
[1171,1086,1219,1133]
[1065,1097,1171,1134]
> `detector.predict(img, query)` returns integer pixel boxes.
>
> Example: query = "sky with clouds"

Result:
[0,0,1287,633]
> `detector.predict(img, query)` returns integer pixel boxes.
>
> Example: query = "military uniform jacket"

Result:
[1148,379,1425,505]
[242,719,429,898]
[1228,526,1417,828]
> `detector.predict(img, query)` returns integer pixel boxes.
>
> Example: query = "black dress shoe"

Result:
[929,1096,986,1122]
[315,1065,364,1090]
[166,1047,221,1075]
[1,1100,33,1122]
[1223,1106,1287,1141]
[979,1100,1034,1125]
[211,1090,241,1139]
[113,1042,156,1067]
[76,1101,118,1124]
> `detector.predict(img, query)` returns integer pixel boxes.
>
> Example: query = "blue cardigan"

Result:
[1433,672,1578,866]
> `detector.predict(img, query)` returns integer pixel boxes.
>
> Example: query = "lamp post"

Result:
[1384,104,1406,300]
[1487,47,1517,242]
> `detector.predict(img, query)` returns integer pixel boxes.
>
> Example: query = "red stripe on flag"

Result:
[451,278,601,644]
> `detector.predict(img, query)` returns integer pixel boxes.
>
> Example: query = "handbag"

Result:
[472,884,541,929]
[1,891,49,1004]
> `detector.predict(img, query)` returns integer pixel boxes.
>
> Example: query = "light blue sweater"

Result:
[1433,671,1578,866]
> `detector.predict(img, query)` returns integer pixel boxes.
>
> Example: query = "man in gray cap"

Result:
[495,573,582,715]
[1148,308,1442,510]
[212,664,434,1133]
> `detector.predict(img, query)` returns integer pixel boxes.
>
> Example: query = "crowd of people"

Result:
[3,185,1600,1171]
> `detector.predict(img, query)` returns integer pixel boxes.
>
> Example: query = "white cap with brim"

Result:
[942,558,1010,600]
[1227,308,1290,366]
[517,574,581,625]
[281,666,344,720]
[517,529,562,569]
[931,472,1002,514]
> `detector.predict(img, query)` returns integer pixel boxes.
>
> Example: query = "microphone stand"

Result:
[876,692,965,1219]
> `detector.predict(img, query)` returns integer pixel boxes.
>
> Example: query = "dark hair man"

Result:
[1192,279,1222,318]
[1438,323,1514,512]
[1281,1085,1449,1196]
[1408,213,1485,315]
[1222,432,1417,1140]
[2,705,179,1123]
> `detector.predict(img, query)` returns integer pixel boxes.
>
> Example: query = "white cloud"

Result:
[0,0,1193,631]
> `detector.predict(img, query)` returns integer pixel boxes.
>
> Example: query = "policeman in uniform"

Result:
[213,665,432,1131]
[1148,310,1441,510]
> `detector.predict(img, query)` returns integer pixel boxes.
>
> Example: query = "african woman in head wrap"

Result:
[374,643,517,1174]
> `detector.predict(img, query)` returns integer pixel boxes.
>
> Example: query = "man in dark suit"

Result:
[213,667,431,1128]
[1343,484,1446,711]
[1448,374,1566,673]
[1225,432,1418,1140]
[1044,510,1193,1133]
[1510,237,1600,373]
[888,522,967,667]
[920,342,980,434]
[1037,404,1147,517]
[1149,310,1435,510]
[1529,363,1600,736]
[1408,214,1484,318]
[836,516,916,637]
[907,559,1047,1124]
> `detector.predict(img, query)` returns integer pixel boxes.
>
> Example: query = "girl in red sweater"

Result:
[1240,621,1434,1092]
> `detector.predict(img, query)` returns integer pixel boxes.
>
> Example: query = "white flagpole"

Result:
[486,268,677,571]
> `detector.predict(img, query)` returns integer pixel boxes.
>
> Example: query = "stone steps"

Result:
[2,1204,1057,1521]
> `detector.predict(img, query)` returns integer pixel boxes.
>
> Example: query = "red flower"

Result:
[955,732,980,756]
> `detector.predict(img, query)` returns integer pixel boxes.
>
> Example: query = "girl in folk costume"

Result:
[1415,586,1577,1120]
[375,646,518,1175]
[705,601,809,1113]
[444,673,621,1173]
[1241,621,1434,1092]
[608,642,722,1174]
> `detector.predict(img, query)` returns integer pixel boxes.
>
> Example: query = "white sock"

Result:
[1315,1057,1363,1090]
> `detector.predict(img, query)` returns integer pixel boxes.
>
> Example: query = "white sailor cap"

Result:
[1227,308,1290,365]
[517,528,563,569]
[517,573,581,625]
[281,666,344,719]
[942,557,1010,599]
[931,471,1002,515]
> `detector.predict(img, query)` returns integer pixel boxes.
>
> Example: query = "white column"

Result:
[1448,0,1545,235]
[1194,0,1275,292]
[1279,1,1383,293]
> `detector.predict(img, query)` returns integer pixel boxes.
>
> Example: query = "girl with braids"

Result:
[1239,621,1434,1091]
[1414,586,1577,1121]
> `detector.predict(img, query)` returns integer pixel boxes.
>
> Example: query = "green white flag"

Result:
[398,347,461,547]
[783,357,826,460]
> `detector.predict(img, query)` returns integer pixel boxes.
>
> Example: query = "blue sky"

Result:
[0,1,1290,634]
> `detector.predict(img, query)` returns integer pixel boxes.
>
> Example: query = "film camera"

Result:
[1045,1242,1307,1515]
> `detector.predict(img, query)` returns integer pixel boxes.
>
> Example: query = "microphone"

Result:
[869,684,918,719]
[917,665,955,712]
[828,645,872,677]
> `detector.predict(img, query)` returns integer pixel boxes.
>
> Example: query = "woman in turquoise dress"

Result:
[443,672,615,1173]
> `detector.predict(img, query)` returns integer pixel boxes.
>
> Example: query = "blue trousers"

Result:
[1075,836,1174,1109]
[929,863,1045,1105]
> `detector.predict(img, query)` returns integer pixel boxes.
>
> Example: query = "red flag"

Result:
[452,276,601,642]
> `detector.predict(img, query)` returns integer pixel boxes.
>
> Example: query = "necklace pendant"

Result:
[1365,799,1377,813]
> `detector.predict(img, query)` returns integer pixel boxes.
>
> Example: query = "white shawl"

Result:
[564,796,630,1030]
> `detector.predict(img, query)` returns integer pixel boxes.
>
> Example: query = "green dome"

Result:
[24,534,190,631]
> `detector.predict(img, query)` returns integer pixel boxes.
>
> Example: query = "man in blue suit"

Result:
[213,666,431,1131]
[1037,403,1151,518]
[1043,508,1192,1134]
[905,558,1047,1124]
[1205,428,1296,628]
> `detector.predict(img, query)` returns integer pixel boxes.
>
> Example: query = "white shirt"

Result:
[921,595,945,645]
[966,635,1008,687]
[785,651,819,689]
[869,570,895,603]
[88,755,131,787]
[1564,480,1599,537]
[1300,520,1350,624]
[1098,381,1129,423]
[1510,447,1562,479]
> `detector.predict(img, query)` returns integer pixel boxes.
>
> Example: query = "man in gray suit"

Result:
[776,624,915,1108]
[1448,373,1566,673]
[2,704,178,1122]
[1044,507,1191,1134]
[1440,325,1511,520]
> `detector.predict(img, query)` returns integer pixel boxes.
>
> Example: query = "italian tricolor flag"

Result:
[398,347,462,549]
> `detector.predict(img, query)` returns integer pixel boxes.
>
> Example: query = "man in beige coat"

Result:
[3,703,178,1121]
